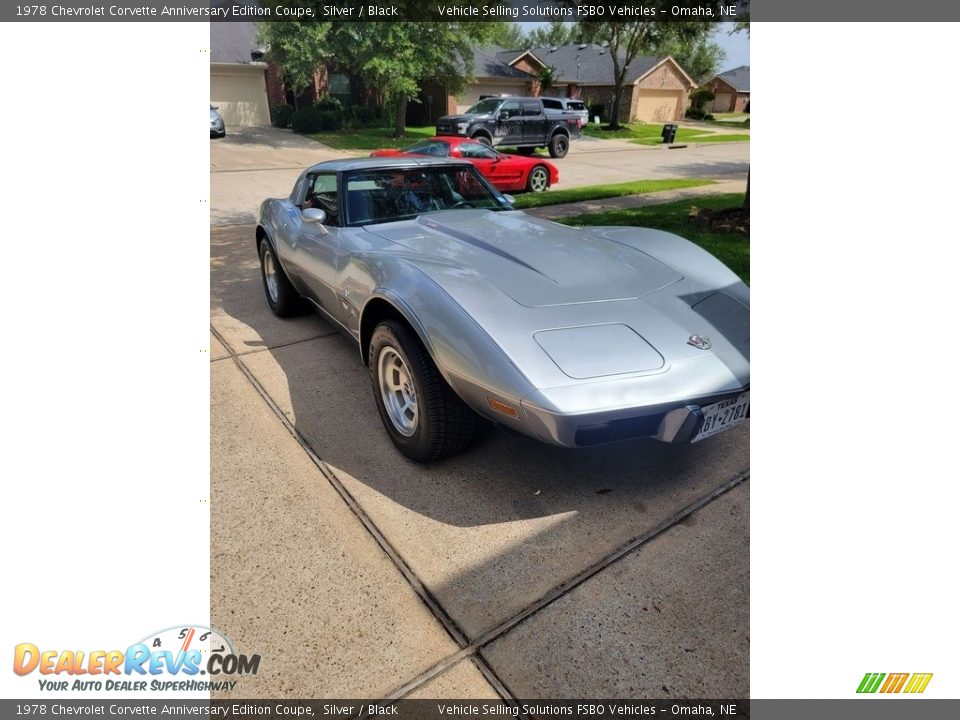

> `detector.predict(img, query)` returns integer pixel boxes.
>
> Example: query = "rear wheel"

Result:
[548,133,569,158]
[526,165,550,193]
[259,240,306,317]
[369,320,477,462]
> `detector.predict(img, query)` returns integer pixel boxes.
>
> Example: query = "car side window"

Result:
[500,101,521,118]
[304,173,339,225]
[522,101,541,116]
[459,142,498,160]
[540,99,562,110]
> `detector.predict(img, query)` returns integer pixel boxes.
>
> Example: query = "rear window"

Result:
[567,101,586,111]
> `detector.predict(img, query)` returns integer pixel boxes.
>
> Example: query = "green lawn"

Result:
[712,112,750,123]
[582,122,749,145]
[308,122,747,150]
[556,194,750,285]
[307,126,435,150]
[512,178,714,209]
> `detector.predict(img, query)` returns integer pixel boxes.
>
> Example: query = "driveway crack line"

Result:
[212,324,747,705]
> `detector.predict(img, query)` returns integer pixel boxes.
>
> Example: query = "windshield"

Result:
[343,166,511,226]
[401,140,450,157]
[465,98,503,115]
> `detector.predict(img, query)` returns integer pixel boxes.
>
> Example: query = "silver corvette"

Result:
[256,157,749,461]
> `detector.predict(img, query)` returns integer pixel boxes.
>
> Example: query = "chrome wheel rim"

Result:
[556,137,567,155]
[378,346,418,436]
[530,168,548,192]
[263,247,279,303]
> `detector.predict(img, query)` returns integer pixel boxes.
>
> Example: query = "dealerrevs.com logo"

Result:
[13,625,260,693]
[857,672,933,694]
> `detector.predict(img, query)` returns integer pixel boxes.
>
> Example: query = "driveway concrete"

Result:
[210,126,748,226]
[211,358,492,698]
[210,127,354,227]
[211,219,749,698]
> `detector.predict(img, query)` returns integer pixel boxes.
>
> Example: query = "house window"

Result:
[329,74,350,95]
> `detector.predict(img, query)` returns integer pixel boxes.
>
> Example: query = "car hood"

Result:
[363,210,682,307]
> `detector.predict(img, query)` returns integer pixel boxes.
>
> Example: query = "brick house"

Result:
[210,25,696,127]
[477,45,697,123]
[703,66,750,113]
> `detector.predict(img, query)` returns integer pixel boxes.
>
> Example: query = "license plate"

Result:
[692,392,750,442]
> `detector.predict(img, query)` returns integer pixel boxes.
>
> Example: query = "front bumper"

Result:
[520,387,748,447]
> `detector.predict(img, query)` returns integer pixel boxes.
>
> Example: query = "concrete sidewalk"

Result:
[525,178,748,221]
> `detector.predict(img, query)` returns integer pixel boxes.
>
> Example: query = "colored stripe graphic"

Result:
[904,673,933,694]
[880,673,909,693]
[856,673,885,693]
[858,672,933,694]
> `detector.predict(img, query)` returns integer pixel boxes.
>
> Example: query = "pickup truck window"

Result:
[540,98,563,110]
[521,101,541,116]
[500,101,521,118]
[466,98,503,115]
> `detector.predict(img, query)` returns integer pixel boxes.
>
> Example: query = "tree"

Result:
[527,21,580,48]
[655,28,727,84]
[257,21,331,95]
[260,19,495,138]
[488,21,527,50]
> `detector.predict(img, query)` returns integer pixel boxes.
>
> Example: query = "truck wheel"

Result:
[548,133,569,158]
[473,134,492,147]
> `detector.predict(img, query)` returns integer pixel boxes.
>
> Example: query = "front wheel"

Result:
[526,165,550,193]
[259,240,305,317]
[369,320,477,462]
[473,134,493,147]
[548,133,569,158]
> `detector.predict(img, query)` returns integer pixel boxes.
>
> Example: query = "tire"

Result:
[515,146,535,156]
[548,132,569,158]
[259,240,306,317]
[526,165,550,193]
[473,134,493,147]
[369,320,477,462]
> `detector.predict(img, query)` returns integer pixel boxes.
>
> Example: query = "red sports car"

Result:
[371,136,559,193]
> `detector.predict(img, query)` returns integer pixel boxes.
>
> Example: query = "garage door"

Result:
[632,90,684,123]
[711,93,733,113]
[457,82,528,113]
[210,64,270,127]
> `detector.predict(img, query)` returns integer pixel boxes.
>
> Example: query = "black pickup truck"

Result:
[435,96,582,158]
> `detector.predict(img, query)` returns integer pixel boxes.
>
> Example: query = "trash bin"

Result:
[661,123,678,144]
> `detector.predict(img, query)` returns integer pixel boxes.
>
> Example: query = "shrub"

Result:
[291,107,324,133]
[271,103,294,128]
[317,110,342,131]
[349,105,381,127]
[314,95,343,112]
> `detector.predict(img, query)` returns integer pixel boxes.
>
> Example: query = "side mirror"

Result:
[302,208,327,224]
[498,110,510,122]
[502,194,516,205]
[211,105,219,110]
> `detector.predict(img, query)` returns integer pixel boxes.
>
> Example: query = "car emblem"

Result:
[687,334,712,350]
